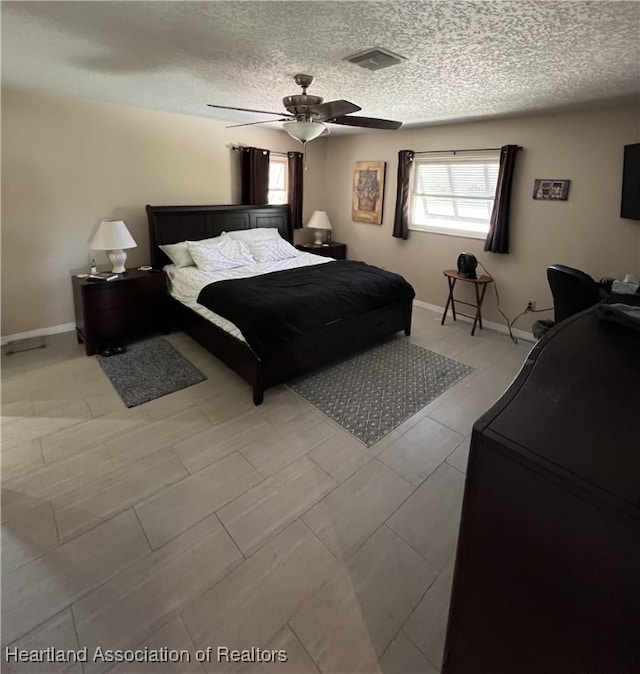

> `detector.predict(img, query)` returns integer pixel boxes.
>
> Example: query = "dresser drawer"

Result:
[82,277,165,311]
[89,303,166,339]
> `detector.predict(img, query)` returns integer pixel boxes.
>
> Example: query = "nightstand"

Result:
[296,242,347,259]
[72,269,169,355]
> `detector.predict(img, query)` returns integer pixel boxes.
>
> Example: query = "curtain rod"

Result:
[413,146,522,155]
[229,145,288,157]
[230,145,522,157]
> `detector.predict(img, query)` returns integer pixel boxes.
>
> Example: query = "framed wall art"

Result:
[533,178,571,201]
[352,161,386,224]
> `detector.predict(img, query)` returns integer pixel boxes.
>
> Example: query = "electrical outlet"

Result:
[527,300,536,311]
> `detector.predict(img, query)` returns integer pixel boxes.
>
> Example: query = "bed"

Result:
[147,203,414,404]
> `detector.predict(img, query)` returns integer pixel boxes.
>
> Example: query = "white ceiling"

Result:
[2,1,639,134]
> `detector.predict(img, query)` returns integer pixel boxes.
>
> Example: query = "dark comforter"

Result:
[197,260,415,358]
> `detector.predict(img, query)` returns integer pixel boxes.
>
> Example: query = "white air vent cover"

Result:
[345,47,407,71]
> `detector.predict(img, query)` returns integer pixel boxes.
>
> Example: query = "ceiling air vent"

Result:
[345,47,407,71]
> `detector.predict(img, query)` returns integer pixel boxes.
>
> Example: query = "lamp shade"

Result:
[282,120,326,144]
[306,211,332,231]
[90,220,137,251]
[307,211,332,245]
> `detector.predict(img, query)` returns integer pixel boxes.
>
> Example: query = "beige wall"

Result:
[2,88,639,338]
[1,88,327,336]
[322,104,640,332]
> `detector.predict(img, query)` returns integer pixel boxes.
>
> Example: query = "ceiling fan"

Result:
[207,74,402,144]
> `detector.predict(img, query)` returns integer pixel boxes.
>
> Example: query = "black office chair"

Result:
[533,264,603,338]
[547,264,603,323]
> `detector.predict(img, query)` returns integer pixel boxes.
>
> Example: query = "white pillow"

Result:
[187,236,255,270]
[247,239,302,263]
[159,242,195,268]
[159,234,229,267]
[225,228,283,242]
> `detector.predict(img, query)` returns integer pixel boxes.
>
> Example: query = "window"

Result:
[268,156,288,205]
[409,151,500,239]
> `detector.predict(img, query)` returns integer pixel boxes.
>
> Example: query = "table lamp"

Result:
[90,219,137,273]
[307,211,332,245]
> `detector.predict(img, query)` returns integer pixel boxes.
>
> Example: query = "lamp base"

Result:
[109,249,127,274]
[313,230,324,245]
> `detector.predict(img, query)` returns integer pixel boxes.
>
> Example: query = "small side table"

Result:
[72,269,169,355]
[441,269,493,336]
[296,242,347,260]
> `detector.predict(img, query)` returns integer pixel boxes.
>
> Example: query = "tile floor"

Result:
[1,307,533,674]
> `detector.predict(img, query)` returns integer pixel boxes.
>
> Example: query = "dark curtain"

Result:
[393,150,415,239]
[287,151,304,230]
[241,147,270,205]
[484,144,519,254]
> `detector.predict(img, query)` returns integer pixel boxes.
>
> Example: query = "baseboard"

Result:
[1,322,76,346]
[413,299,536,343]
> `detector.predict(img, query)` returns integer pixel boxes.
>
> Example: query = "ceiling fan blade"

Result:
[207,103,293,117]
[311,99,361,120]
[328,115,403,130]
[225,119,289,128]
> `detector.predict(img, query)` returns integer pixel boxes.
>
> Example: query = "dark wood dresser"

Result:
[443,307,640,674]
[72,269,168,355]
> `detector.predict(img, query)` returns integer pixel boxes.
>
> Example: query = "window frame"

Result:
[267,155,288,205]
[408,150,500,240]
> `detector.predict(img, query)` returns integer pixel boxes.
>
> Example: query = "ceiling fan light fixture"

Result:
[208,74,401,136]
[282,120,326,144]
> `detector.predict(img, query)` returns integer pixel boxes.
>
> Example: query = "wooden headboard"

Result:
[146,204,292,269]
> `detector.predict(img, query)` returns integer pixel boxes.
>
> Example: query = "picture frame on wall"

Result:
[533,178,571,201]
[352,161,386,224]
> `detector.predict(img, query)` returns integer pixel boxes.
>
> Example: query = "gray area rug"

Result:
[289,338,474,446]
[96,338,206,407]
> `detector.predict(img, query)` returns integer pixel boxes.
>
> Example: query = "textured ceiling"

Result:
[2,1,639,134]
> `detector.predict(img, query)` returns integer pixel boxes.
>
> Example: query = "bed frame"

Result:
[147,204,413,404]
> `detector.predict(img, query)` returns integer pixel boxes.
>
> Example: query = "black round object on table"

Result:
[457,253,478,279]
